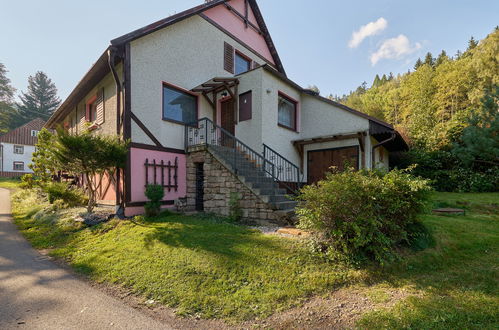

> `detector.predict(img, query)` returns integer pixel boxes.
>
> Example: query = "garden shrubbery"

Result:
[296,168,432,264]
[144,184,164,217]
[44,182,88,207]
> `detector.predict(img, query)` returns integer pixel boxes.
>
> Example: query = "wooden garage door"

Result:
[307,146,359,184]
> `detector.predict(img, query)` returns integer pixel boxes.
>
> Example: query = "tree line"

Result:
[0,64,61,133]
[330,27,498,191]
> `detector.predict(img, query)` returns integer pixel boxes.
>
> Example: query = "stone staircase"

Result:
[208,145,298,216]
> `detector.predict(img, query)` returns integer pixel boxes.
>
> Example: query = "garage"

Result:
[307,146,359,184]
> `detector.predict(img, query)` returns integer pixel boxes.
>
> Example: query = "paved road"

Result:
[0,188,170,330]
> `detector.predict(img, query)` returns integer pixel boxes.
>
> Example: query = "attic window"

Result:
[30,130,39,137]
[235,51,251,75]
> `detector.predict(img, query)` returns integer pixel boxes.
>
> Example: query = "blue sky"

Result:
[1,0,497,101]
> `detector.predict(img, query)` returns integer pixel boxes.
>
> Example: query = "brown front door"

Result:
[220,98,235,147]
[307,146,359,184]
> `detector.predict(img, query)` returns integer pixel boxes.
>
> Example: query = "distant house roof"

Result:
[46,0,285,128]
[0,118,45,146]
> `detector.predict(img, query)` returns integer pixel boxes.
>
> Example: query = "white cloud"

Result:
[370,35,421,65]
[348,18,388,48]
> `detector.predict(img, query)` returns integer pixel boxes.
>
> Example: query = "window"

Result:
[86,95,97,122]
[239,91,252,121]
[31,130,39,137]
[13,145,24,154]
[162,83,197,125]
[13,161,24,171]
[278,93,297,131]
[235,52,251,75]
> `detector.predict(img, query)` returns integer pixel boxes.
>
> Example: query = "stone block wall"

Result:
[186,149,279,224]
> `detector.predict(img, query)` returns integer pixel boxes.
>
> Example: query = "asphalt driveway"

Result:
[0,188,170,330]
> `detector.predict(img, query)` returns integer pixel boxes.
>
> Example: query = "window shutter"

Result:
[96,88,105,124]
[85,103,91,122]
[239,91,252,121]
[78,105,86,131]
[224,42,234,73]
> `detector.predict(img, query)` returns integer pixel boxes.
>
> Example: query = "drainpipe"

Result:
[371,132,396,169]
[107,46,124,216]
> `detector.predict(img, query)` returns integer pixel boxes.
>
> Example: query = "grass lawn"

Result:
[0,177,21,189]
[9,189,499,326]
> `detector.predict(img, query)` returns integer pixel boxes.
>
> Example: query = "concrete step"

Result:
[271,201,298,210]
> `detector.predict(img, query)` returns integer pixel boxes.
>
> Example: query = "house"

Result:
[0,118,45,177]
[45,0,407,221]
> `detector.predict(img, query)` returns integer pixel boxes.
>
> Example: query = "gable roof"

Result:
[110,0,285,75]
[46,0,285,129]
[0,118,45,146]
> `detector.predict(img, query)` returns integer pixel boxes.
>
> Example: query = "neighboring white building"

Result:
[0,118,45,177]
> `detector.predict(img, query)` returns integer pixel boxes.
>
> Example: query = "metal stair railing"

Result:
[263,144,304,193]
[185,117,303,194]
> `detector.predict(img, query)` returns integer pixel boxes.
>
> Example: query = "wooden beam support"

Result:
[202,92,215,109]
[224,3,262,34]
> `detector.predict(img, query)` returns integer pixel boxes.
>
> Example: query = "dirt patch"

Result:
[247,287,417,329]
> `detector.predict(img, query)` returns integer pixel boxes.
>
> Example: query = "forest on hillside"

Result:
[335,28,498,192]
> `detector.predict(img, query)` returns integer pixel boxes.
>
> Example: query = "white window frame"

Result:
[13,145,24,154]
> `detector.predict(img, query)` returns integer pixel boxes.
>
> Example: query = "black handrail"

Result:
[263,144,303,193]
[185,118,303,194]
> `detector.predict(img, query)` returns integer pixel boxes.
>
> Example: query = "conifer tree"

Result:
[424,52,435,67]
[414,58,423,70]
[17,71,61,123]
[0,63,17,133]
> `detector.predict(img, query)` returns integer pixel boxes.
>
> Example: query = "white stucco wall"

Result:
[0,143,35,173]
[371,137,390,170]
[130,15,269,149]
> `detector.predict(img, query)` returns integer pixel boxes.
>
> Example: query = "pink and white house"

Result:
[46,0,407,221]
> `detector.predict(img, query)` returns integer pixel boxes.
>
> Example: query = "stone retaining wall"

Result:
[186,149,280,224]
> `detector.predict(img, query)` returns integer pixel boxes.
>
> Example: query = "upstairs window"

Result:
[86,95,98,122]
[278,92,297,131]
[235,51,251,75]
[30,130,39,137]
[162,82,198,125]
[13,145,24,154]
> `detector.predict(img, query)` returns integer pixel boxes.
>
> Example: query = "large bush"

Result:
[296,169,432,264]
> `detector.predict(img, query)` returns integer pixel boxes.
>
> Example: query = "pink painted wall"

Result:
[203,0,275,65]
[126,147,187,216]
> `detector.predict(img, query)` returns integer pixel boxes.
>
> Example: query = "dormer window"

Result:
[235,51,251,75]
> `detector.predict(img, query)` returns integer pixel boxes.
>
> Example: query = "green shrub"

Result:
[44,182,87,207]
[20,174,36,189]
[144,184,164,217]
[296,168,432,264]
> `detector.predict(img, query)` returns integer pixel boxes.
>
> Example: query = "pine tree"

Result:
[17,71,61,123]
[414,58,423,70]
[372,74,381,88]
[0,63,18,133]
[381,74,388,85]
[435,50,449,66]
[424,52,435,67]
[467,36,478,51]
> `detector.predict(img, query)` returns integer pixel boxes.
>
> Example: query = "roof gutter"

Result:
[371,132,396,168]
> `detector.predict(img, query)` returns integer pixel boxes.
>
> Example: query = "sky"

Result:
[1,0,498,101]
